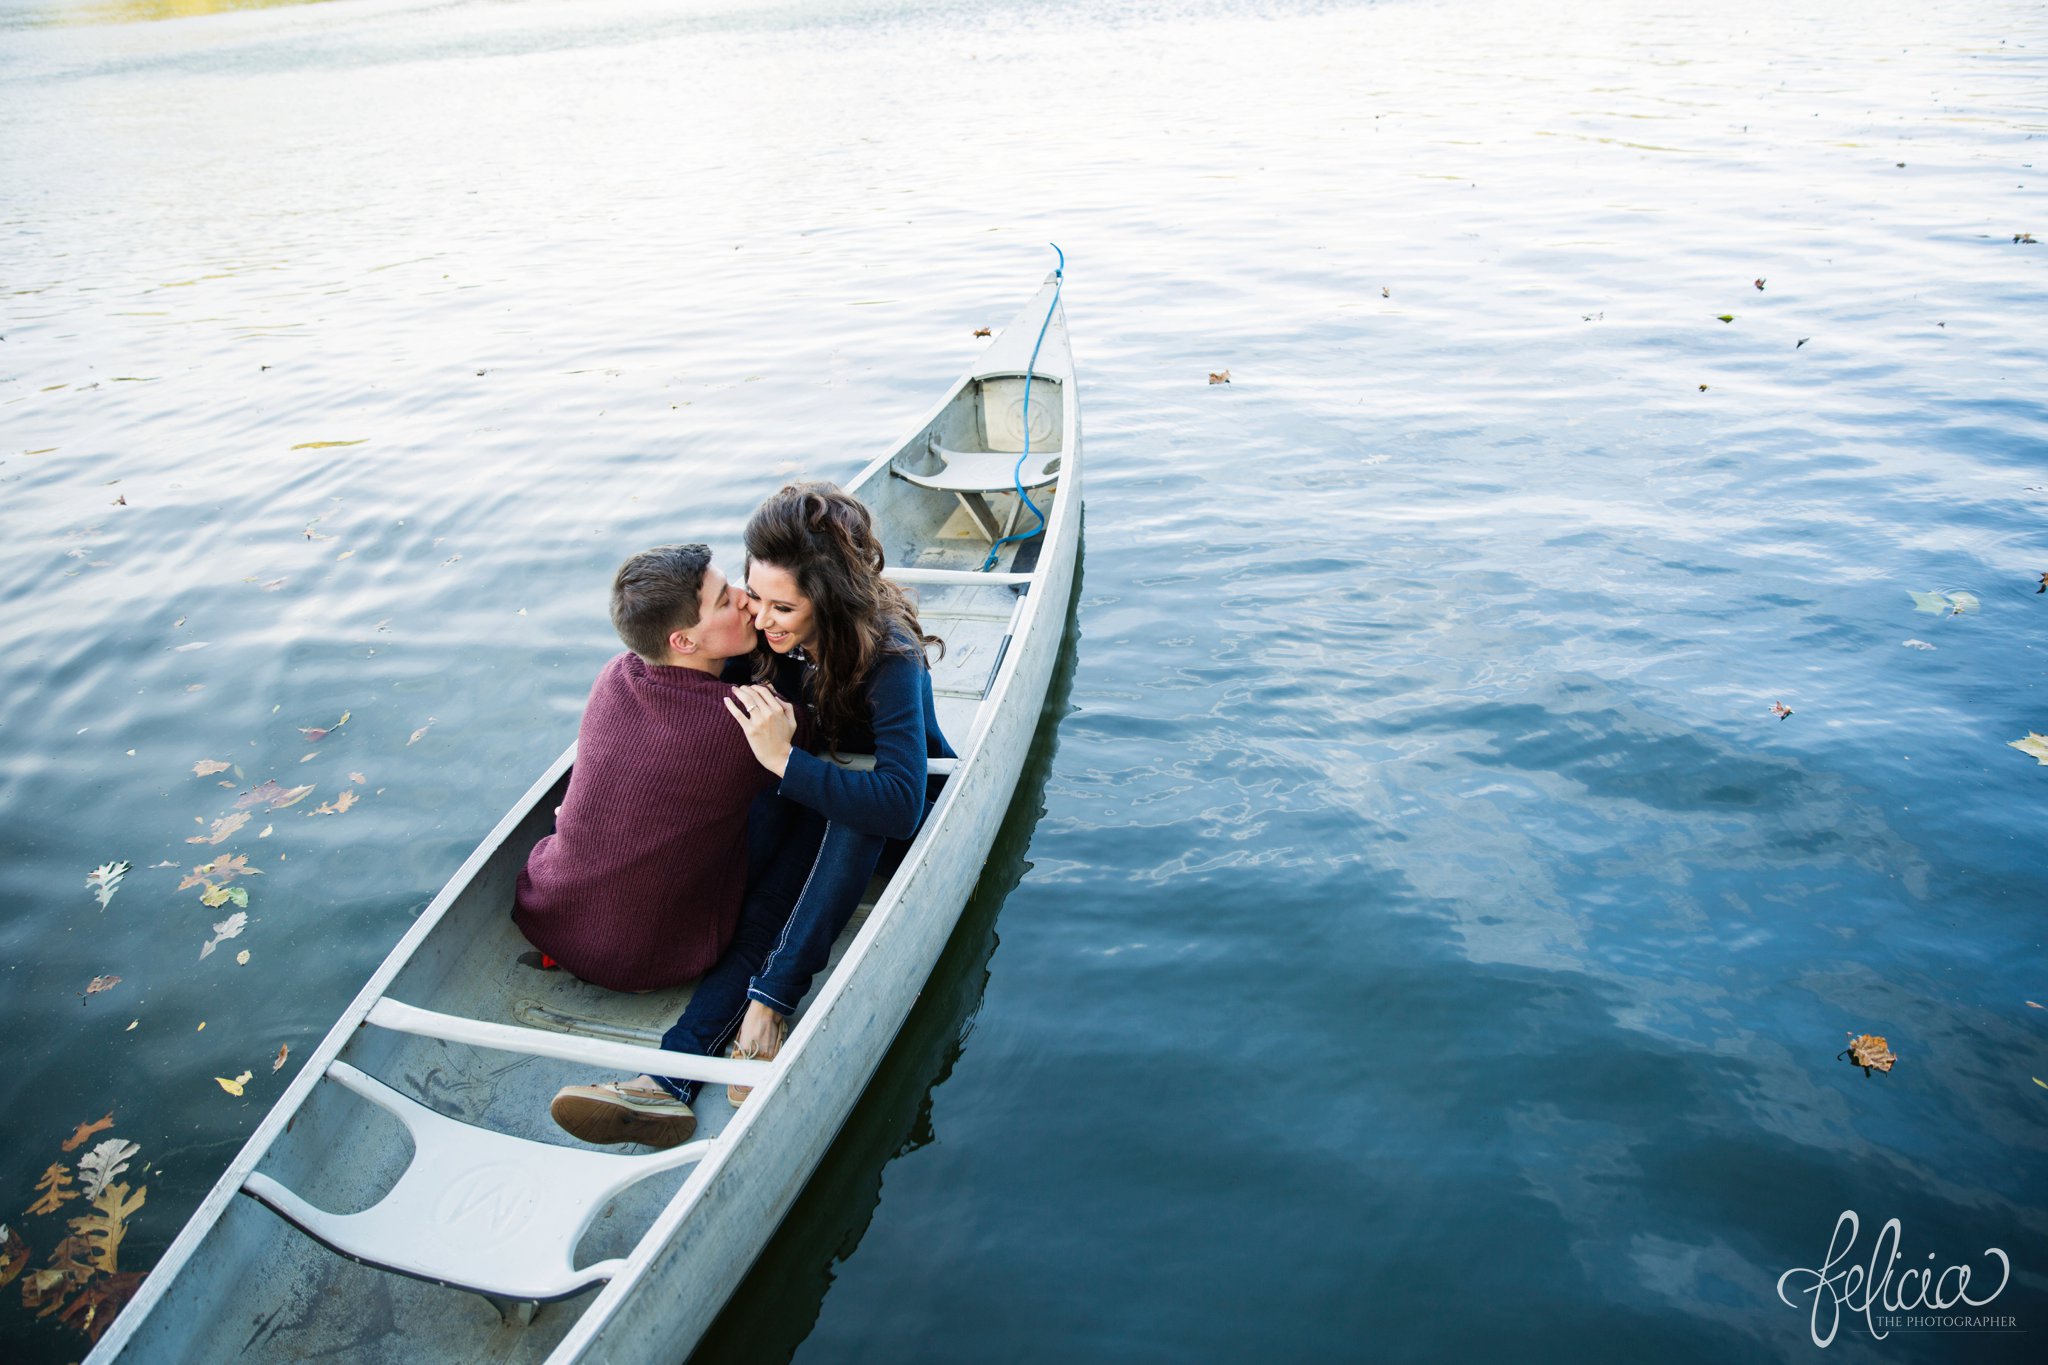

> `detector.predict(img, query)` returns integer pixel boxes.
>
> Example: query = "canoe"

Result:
[90,272,1082,1363]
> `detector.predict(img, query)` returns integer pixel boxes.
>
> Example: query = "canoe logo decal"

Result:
[435,1163,538,1239]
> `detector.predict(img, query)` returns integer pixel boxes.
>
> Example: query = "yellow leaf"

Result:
[69,1179,146,1273]
[236,949,250,965]
[200,884,230,908]
[214,1071,251,1097]
[2008,733,2048,766]
[290,439,366,450]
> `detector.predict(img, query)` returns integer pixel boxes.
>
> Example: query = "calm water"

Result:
[2,0,2045,1359]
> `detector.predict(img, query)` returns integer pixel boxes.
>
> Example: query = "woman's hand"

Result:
[724,683,797,777]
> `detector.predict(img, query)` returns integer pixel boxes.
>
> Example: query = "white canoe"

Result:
[91,273,1082,1363]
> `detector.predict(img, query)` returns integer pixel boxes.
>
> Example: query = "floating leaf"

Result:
[185,811,250,846]
[259,579,287,592]
[1946,591,1979,615]
[0,1223,28,1290]
[1698,383,1708,391]
[81,975,120,999]
[1841,1032,1897,1075]
[235,949,249,965]
[1716,314,1734,323]
[308,789,358,817]
[1796,337,1809,348]
[214,1071,253,1097]
[2008,733,2048,766]
[75,1140,136,1203]
[84,861,129,909]
[336,549,354,560]
[60,1114,114,1154]
[1901,639,1935,650]
[54,1268,142,1344]
[26,1165,78,1216]
[177,854,260,892]
[259,824,273,838]
[972,326,991,337]
[408,719,435,745]
[290,439,366,450]
[198,910,248,960]
[191,759,230,777]
[1770,701,1793,721]
[172,641,208,653]
[1754,278,1766,290]
[69,1176,144,1276]
[235,780,314,810]
[1207,370,1231,385]
[348,771,367,785]
[272,1043,289,1072]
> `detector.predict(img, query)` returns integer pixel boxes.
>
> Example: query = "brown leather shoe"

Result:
[549,1081,696,1148]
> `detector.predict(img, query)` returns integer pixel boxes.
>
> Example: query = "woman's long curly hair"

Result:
[745,481,943,753]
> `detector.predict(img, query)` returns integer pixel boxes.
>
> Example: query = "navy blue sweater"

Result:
[778,642,954,841]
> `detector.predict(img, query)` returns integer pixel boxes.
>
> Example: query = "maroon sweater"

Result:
[514,652,776,991]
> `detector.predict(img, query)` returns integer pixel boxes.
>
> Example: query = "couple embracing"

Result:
[512,480,952,1149]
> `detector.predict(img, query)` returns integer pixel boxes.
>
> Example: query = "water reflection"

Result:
[46,0,335,24]
[692,578,1083,1365]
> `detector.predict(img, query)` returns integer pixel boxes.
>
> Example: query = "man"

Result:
[515,543,777,1147]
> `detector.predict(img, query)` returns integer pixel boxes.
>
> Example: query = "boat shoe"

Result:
[727,1017,791,1108]
[550,1080,696,1148]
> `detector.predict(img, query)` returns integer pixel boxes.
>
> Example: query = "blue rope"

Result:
[979,243,1065,572]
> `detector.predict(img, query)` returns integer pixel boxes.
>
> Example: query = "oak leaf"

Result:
[198,911,248,960]
[82,975,120,999]
[26,1165,78,1216]
[186,811,250,845]
[55,1268,143,1344]
[85,861,129,908]
[69,1179,145,1272]
[308,789,358,817]
[177,854,260,892]
[0,1222,29,1289]
[235,780,315,810]
[60,1113,114,1153]
[76,1140,136,1202]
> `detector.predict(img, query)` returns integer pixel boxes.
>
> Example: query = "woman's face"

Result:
[744,560,817,654]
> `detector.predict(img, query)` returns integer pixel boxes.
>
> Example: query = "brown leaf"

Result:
[1771,701,1793,721]
[973,326,992,337]
[1208,370,1231,385]
[0,1223,29,1290]
[184,810,250,845]
[236,780,314,810]
[26,1164,78,1216]
[308,788,359,817]
[60,1112,114,1153]
[81,975,120,999]
[191,759,231,777]
[176,853,261,892]
[272,1042,289,1072]
[1843,1032,1898,1075]
[1754,278,1766,290]
[54,1269,143,1344]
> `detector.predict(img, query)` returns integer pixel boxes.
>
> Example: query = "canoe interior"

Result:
[115,363,1071,1361]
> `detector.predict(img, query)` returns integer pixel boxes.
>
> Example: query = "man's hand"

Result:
[724,683,797,777]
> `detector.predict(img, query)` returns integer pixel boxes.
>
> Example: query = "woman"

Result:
[550,481,952,1148]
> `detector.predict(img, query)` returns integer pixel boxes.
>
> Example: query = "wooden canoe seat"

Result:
[894,433,1060,543]
[242,1062,710,1303]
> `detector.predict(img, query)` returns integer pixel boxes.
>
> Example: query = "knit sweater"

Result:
[513,652,778,991]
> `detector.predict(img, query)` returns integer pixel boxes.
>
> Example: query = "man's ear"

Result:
[669,627,696,656]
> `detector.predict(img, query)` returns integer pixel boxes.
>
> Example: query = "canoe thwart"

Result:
[367,998,774,1087]
[241,1062,710,1303]
[883,567,1032,587]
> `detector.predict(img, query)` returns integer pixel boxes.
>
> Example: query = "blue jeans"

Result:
[655,805,900,1104]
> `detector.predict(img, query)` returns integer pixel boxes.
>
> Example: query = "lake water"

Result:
[2,0,2044,1359]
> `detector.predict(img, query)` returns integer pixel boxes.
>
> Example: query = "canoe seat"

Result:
[893,433,1060,543]
[242,1061,710,1303]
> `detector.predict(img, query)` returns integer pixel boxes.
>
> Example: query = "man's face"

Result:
[688,564,758,660]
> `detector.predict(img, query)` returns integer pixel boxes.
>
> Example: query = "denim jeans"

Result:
[655,804,901,1104]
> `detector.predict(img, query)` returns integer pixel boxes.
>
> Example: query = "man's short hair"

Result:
[611,544,712,661]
